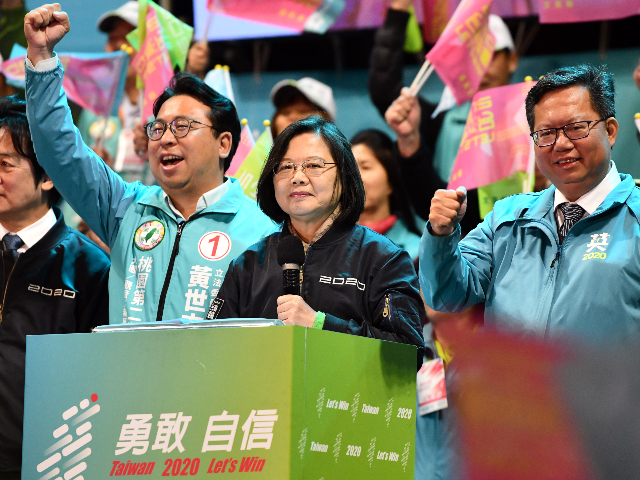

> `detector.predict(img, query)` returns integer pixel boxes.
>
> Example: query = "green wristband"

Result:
[313,311,326,330]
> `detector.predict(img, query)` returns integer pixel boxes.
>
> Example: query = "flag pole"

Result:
[411,63,434,96]
[223,65,235,104]
[201,11,214,43]
[409,59,431,95]
[264,119,273,144]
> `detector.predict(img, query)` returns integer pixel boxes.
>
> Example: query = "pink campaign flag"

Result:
[207,0,322,33]
[131,6,175,122]
[426,0,496,106]
[226,123,256,176]
[422,0,457,44]
[448,81,536,191]
[538,0,640,23]
[1,45,128,117]
[491,0,537,17]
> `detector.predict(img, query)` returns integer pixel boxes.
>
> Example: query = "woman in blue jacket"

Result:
[351,129,425,265]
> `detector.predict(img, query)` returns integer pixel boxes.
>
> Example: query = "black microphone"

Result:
[277,235,305,296]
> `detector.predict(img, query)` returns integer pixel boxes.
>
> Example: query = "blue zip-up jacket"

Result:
[420,174,640,344]
[25,58,277,324]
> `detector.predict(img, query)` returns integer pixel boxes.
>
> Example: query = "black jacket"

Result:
[368,8,481,234]
[217,223,426,368]
[0,208,110,474]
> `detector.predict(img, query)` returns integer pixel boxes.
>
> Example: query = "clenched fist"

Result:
[277,295,316,327]
[24,3,70,66]
[384,87,421,158]
[429,187,468,237]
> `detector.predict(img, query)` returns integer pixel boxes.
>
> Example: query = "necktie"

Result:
[2,234,24,261]
[558,202,586,244]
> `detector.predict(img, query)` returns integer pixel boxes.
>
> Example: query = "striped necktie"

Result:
[558,202,585,244]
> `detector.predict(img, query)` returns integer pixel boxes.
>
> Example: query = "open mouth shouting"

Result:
[159,154,184,169]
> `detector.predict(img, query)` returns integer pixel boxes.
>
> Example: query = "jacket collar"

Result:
[25,206,70,255]
[137,177,246,220]
[519,174,637,222]
[278,221,354,246]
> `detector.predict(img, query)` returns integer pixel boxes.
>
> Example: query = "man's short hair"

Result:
[153,73,241,172]
[257,116,365,226]
[0,96,60,207]
[525,64,616,131]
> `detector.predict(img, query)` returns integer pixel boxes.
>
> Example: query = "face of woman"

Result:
[352,143,392,213]
[273,132,341,227]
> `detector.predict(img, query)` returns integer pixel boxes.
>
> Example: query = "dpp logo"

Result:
[36,393,101,479]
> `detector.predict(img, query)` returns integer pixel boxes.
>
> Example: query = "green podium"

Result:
[23,325,417,479]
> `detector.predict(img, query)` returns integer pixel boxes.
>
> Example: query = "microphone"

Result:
[277,235,305,296]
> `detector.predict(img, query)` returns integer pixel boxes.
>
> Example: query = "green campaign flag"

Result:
[477,171,533,219]
[232,127,273,199]
[127,0,193,71]
[404,5,424,54]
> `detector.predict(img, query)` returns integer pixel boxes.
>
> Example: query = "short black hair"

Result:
[525,64,615,131]
[350,129,421,236]
[0,95,60,207]
[154,72,240,172]
[257,117,365,226]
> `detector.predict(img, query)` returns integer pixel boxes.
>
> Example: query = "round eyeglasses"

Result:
[530,119,606,147]
[144,118,214,141]
[273,159,336,177]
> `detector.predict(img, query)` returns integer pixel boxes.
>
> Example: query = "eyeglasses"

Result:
[144,118,214,141]
[273,159,336,177]
[530,119,606,147]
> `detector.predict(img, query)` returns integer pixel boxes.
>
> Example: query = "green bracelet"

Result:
[313,311,326,330]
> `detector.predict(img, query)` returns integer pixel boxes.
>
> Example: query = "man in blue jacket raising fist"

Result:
[23,4,277,324]
[422,64,640,344]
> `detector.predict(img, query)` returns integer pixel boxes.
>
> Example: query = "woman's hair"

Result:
[257,117,365,226]
[350,129,421,236]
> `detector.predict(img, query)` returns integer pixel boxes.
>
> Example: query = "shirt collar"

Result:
[163,178,231,221]
[0,208,56,253]
[553,160,620,215]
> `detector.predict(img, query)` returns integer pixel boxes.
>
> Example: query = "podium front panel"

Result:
[23,325,416,479]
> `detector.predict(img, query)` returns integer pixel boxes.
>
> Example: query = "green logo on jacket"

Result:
[134,221,165,251]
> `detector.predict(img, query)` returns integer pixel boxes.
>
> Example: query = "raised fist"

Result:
[385,87,422,157]
[24,3,70,66]
[429,187,468,237]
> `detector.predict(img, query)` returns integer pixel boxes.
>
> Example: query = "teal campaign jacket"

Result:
[420,174,640,344]
[26,58,277,324]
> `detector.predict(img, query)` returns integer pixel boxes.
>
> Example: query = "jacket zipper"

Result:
[155,219,189,322]
[383,293,398,333]
[0,253,20,323]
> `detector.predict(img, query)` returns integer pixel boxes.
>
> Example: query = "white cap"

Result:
[97,1,139,32]
[489,14,515,52]
[270,77,337,122]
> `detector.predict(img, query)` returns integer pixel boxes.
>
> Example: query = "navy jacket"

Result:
[0,208,110,473]
[217,223,426,366]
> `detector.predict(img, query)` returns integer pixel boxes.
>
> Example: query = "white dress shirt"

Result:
[554,161,620,229]
[163,178,232,222]
[0,209,57,253]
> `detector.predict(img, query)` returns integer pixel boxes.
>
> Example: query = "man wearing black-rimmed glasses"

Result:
[420,64,640,344]
[22,3,276,325]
